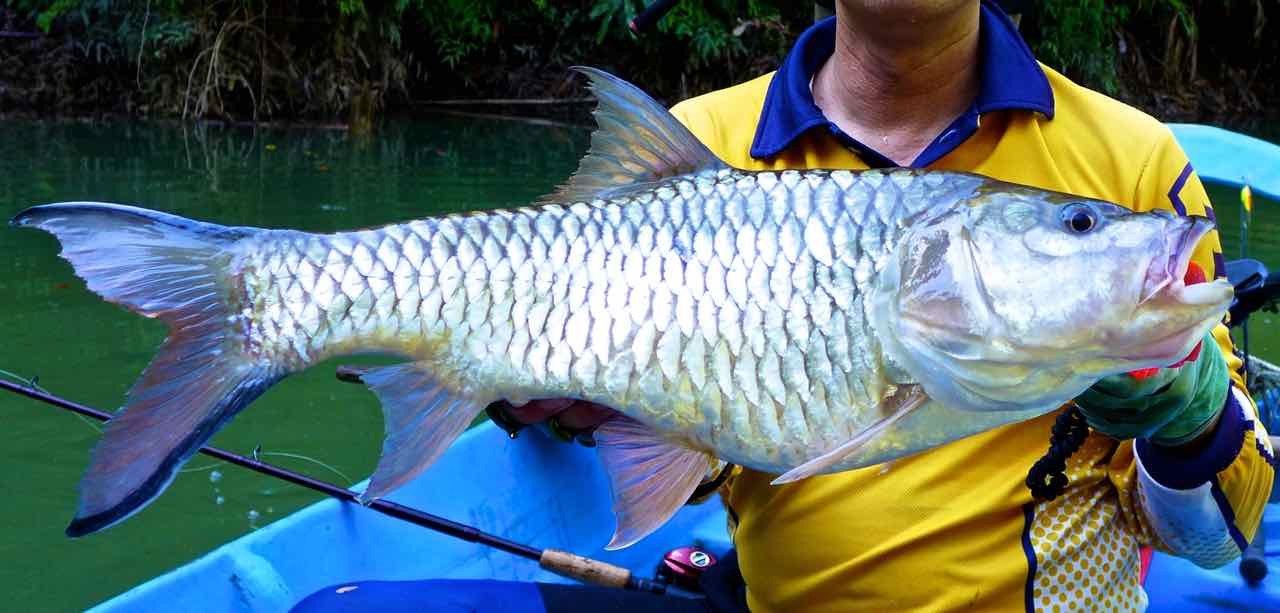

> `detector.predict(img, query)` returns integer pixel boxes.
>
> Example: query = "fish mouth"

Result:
[1140,215,1223,306]
[1125,214,1232,367]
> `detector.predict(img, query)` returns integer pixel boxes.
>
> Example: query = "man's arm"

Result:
[1104,129,1275,568]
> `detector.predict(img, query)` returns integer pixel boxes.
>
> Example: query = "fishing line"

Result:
[0,377,670,594]
[256,451,354,484]
[0,367,102,434]
[178,452,350,483]
[178,461,229,474]
[629,0,681,33]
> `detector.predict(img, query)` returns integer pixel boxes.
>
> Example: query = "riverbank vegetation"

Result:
[1,1,1275,125]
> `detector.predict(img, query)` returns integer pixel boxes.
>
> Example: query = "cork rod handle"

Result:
[539,548,632,588]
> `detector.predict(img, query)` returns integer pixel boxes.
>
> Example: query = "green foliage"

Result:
[1156,0,1200,40]
[1,0,796,118]
[404,0,791,78]
[1030,0,1132,93]
[5,0,1272,122]
[415,0,496,68]
[5,0,201,84]
[1028,0,1221,95]
[9,0,77,32]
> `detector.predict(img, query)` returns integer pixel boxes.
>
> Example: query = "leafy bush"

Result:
[1,0,798,119]
[1,0,1274,121]
[1028,0,1132,93]
[1022,0,1278,118]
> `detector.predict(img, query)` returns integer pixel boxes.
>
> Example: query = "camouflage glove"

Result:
[1074,333,1230,447]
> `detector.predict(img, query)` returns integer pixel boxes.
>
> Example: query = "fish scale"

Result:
[15,67,1230,548]
[236,167,952,469]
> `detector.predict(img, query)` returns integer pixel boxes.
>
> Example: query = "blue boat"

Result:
[88,124,1280,612]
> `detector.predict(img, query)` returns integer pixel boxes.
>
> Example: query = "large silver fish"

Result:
[12,68,1231,548]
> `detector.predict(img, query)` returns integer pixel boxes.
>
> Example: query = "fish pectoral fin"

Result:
[771,385,929,486]
[360,362,486,501]
[594,416,715,550]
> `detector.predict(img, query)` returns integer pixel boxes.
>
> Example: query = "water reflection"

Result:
[1,117,589,229]
[0,116,588,612]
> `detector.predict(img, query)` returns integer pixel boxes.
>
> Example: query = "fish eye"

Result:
[1061,204,1098,234]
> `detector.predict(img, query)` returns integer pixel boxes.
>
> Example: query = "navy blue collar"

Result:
[750,0,1054,166]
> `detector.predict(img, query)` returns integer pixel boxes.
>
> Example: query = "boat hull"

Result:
[88,424,732,612]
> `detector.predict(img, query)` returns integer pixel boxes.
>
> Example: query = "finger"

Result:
[556,401,616,430]
[515,398,576,411]
[506,398,576,423]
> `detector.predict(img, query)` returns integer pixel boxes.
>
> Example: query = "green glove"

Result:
[1075,333,1230,447]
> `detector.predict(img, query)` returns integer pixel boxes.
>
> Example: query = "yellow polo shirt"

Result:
[670,6,1274,612]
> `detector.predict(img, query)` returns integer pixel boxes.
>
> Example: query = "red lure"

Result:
[1128,261,1207,380]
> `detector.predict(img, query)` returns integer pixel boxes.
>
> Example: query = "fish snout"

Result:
[1140,215,1216,304]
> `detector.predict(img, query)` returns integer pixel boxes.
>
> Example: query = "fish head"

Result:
[873,183,1232,414]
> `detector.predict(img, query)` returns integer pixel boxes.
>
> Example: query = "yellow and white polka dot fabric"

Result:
[1028,441,1147,612]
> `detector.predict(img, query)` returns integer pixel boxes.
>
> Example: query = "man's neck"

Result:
[812,3,982,166]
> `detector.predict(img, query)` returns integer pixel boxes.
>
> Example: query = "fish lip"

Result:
[1169,216,1214,282]
[1141,216,1214,304]
[1117,317,1214,367]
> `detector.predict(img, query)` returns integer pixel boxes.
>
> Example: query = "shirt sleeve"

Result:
[1108,128,1276,569]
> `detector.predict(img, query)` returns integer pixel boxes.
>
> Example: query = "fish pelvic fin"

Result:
[771,385,930,485]
[358,362,487,502]
[11,202,281,537]
[594,416,715,550]
[539,67,729,204]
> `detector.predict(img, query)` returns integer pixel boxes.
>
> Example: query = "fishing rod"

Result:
[0,377,669,594]
[630,0,680,33]
[1235,184,1268,585]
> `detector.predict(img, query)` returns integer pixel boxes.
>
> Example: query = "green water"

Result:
[1206,179,1280,360]
[0,118,588,611]
[0,117,1277,611]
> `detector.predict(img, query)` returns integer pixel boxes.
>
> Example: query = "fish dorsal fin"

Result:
[540,67,728,204]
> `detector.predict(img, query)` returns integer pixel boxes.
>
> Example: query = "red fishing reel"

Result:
[656,546,718,591]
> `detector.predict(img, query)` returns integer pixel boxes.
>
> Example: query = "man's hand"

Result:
[486,398,614,443]
[1074,332,1230,448]
[507,399,614,430]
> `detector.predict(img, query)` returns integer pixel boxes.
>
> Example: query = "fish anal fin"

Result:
[594,416,714,550]
[361,362,487,501]
[771,385,929,485]
[540,67,728,204]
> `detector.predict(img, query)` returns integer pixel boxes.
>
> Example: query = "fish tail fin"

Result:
[11,202,281,537]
